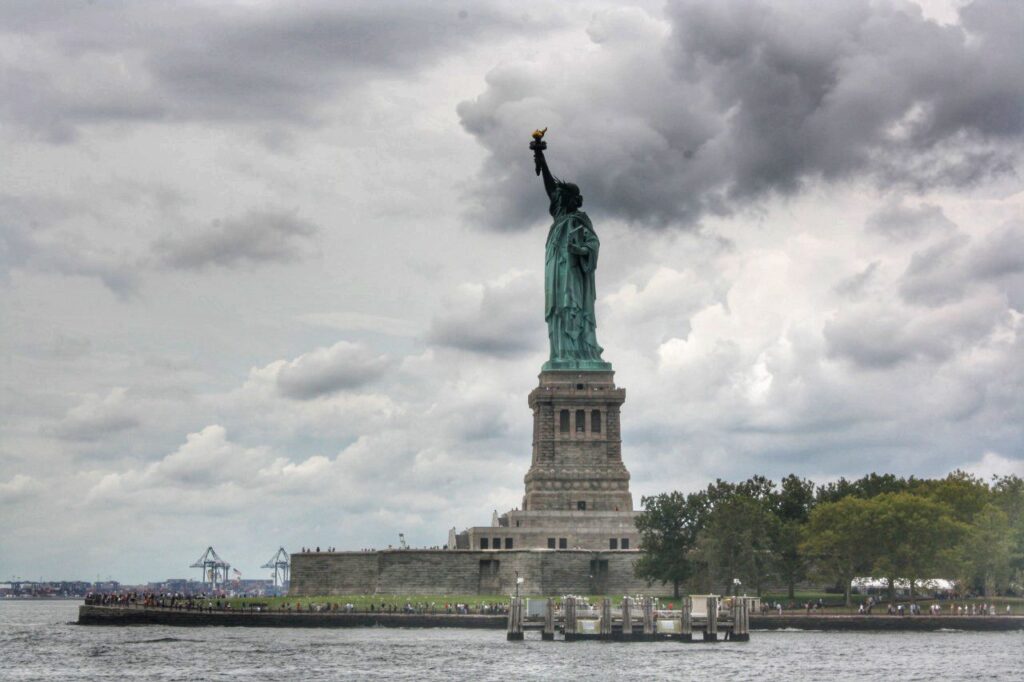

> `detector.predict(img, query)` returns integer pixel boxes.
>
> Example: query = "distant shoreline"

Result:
[77,605,1024,631]
[2,597,83,601]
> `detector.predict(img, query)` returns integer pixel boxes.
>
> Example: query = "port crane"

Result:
[190,547,231,589]
[261,547,290,587]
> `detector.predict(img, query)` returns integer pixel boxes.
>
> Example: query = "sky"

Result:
[1,0,1021,584]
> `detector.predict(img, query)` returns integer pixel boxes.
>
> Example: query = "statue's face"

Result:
[558,183,583,211]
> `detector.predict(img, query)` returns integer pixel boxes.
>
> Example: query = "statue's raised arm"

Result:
[530,128,557,198]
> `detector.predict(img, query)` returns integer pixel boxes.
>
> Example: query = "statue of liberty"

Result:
[530,129,611,371]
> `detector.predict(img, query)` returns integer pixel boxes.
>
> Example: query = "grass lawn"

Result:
[225,594,687,610]
[226,594,512,611]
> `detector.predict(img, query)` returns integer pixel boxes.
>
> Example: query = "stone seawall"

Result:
[77,605,505,628]
[289,549,649,596]
[750,615,1024,631]
[78,606,1024,632]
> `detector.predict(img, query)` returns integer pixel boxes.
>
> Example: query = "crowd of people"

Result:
[271,601,510,615]
[84,591,237,612]
[753,595,1016,617]
[84,592,512,616]
[874,601,1010,616]
[268,600,513,614]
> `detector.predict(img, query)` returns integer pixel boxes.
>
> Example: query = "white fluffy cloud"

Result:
[86,425,330,509]
[964,451,1024,480]
[0,474,41,505]
[251,341,391,400]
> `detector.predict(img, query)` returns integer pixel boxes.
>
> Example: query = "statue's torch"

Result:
[530,127,548,175]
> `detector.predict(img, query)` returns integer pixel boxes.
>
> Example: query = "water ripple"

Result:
[1,602,1021,681]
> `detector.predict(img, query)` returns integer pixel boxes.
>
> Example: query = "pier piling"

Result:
[542,598,555,641]
[600,598,612,640]
[703,596,718,642]
[621,596,632,639]
[681,596,693,642]
[642,597,655,640]
[730,597,750,641]
[564,597,577,642]
[506,597,524,641]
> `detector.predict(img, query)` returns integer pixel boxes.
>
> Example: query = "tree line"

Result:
[634,472,1023,604]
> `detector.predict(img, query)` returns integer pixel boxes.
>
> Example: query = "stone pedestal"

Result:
[454,367,640,554]
[523,370,631,513]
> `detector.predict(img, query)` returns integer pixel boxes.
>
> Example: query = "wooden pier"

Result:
[507,595,752,642]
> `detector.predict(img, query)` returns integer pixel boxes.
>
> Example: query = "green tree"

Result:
[870,492,966,602]
[697,494,778,595]
[772,474,816,599]
[991,475,1024,584]
[802,496,877,606]
[815,472,916,504]
[634,492,704,597]
[919,470,990,524]
[961,504,1014,595]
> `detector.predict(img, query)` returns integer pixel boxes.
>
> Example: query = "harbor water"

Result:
[2,601,1021,681]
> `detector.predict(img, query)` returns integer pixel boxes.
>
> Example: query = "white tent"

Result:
[851,577,956,593]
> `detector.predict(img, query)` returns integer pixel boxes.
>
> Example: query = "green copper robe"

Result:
[545,187,606,367]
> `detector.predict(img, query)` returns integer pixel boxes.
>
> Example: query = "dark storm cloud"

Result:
[833,261,880,298]
[154,210,319,270]
[270,342,390,400]
[0,1,543,140]
[0,196,140,296]
[822,296,1001,370]
[897,221,1024,307]
[898,234,972,306]
[427,274,544,356]
[865,200,956,242]
[967,222,1024,281]
[459,0,1024,230]
[3,179,318,293]
[826,214,1020,369]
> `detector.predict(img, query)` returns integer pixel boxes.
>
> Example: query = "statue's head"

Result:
[557,182,583,212]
